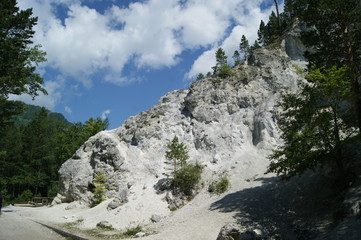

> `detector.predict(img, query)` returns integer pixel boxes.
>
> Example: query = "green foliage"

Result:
[165,136,189,177]
[239,35,250,61]
[0,104,109,201]
[232,50,241,66]
[92,172,106,207]
[212,48,229,76]
[172,163,202,196]
[0,1,47,128]
[249,40,261,54]
[257,10,291,46]
[218,64,232,79]
[196,73,205,81]
[214,177,230,194]
[0,0,46,99]
[209,172,230,194]
[123,225,143,237]
[286,0,361,132]
[215,48,227,66]
[15,189,33,203]
[82,117,109,140]
[212,48,232,79]
[267,66,356,179]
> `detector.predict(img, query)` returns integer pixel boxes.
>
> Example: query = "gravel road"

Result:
[0,207,66,240]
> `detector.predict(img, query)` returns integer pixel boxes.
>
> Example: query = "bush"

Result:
[15,189,33,202]
[172,163,202,196]
[92,172,106,207]
[218,64,232,78]
[123,225,143,237]
[209,174,230,194]
[214,176,230,194]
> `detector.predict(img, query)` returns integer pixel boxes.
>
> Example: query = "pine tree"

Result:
[267,66,355,183]
[0,0,46,126]
[212,48,231,78]
[232,50,241,66]
[196,73,205,81]
[165,136,189,177]
[239,35,250,61]
[287,0,361,133]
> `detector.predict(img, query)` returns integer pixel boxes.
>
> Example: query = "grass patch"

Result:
[63,218,84,229]
[209,173,230,194]
[123,225,143,237]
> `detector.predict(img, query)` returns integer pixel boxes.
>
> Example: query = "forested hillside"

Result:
[0,105,108,202]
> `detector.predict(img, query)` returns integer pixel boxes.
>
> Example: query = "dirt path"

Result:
[0,207,66,240]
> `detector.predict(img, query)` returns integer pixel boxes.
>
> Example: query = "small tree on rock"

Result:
[212,48,231,78]
[165,136,189,177]
[232,50,241,66]
[240,35,250,61]
[92,171,106,207]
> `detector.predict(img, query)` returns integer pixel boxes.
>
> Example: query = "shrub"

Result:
[172,163,202,196]
[92,172,106,207]
[209,174,230,194]
[15,189,33,202]
[214,176,230,194]
[218,64,232,78]
[123,225,143,237]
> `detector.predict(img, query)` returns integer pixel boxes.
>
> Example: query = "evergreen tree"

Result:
[212,48,231,78]
[82,117,109,141]
[249,40,261,54]
[232,50,241,66]
[0,0,46,126]
[196,73,204,81]
[287,0,361,133]
[239,35,250,61]
[257,20,266,45]
[267,66,356,183]
[165,136,189,177]
[273,0,282,35]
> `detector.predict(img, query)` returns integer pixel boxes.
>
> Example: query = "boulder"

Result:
[107,189,128,210]
[97,221,112,229]
[216,223,241,240]
[150,214,162,223]
[217,223,263,240]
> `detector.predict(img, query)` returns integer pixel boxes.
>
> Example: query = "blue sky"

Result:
[12,0,281,129]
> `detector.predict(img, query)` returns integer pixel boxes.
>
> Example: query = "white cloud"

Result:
[101,109,111,120]
[8,80,63,110]
[186,1,277,79]
[65,106,72,114]
[17,0,278,86]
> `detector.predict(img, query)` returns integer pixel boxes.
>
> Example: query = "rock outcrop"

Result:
[56,39,305,229]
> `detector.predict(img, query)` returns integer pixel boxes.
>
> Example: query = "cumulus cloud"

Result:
[101,109,111,120]
[65,106,73,114]
[186,1,277,79]
[9,80,63,110]
[18,0,277,86]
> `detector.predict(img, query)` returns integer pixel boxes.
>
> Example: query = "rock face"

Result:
[56,44,304,221]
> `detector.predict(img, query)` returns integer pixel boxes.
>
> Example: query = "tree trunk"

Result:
[344,25,361,134]
[274,0,282,34]
[332,106,346,187]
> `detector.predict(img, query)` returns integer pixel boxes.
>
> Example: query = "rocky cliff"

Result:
[54,35,306,231]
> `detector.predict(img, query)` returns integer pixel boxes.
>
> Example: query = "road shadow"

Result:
[209,171,349,239]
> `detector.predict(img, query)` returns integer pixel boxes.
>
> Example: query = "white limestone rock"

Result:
[57,46,305,226]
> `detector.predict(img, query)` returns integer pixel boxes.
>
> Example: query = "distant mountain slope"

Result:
[12,104,69,126]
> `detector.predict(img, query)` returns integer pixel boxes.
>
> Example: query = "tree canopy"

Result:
[267,0,361,183]
[0,0,46,98]
[0,0,46,128]
[0,106,109,201]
